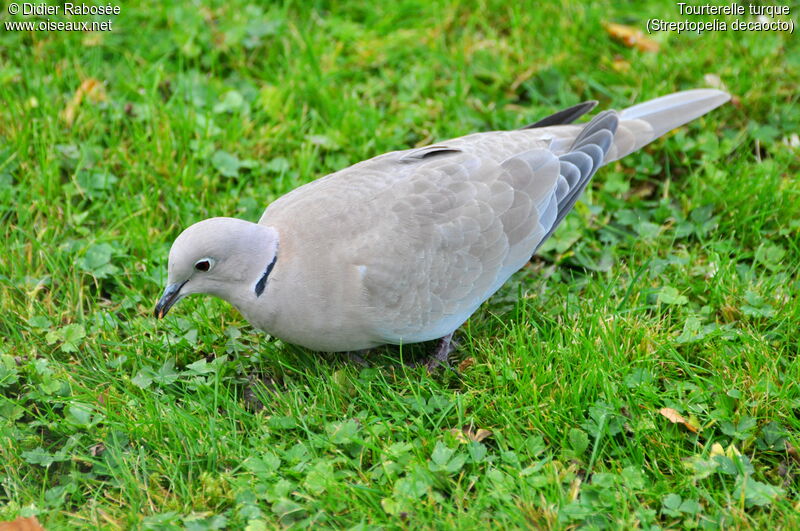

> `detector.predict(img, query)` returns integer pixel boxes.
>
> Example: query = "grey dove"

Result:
[155,89,730,367]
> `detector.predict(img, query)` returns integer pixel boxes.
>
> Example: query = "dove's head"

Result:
[154,217,279,319]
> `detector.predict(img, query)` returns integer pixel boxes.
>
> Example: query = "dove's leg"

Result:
[422,333,456,372]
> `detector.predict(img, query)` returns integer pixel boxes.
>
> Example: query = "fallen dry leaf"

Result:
[449,427,493,443]
[457,357,475,372]
[659,407,699,433]
[604,22,659,53]
[0,517,45,531]
[63,78,107,126]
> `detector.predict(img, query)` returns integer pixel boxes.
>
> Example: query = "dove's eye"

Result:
[194,259,212,271]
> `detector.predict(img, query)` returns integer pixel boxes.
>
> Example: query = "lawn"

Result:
[1,0,799,528]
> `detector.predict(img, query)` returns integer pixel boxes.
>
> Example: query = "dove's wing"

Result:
[353,110,619,343]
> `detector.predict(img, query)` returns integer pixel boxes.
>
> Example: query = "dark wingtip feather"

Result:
[520,100,599,130]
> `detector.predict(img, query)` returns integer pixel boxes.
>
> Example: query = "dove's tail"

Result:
[604,89,730,163]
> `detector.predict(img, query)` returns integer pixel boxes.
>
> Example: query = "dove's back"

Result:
[257,89,729,351]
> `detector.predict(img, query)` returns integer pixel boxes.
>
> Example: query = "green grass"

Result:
[1,0,799,528]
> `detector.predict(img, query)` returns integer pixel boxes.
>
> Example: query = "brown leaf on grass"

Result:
[0,517,45,531]
[63,78,107,126]
[457,357,475,372]
[449,427,493,443]
[604,23,659,53]
[659,407,699,433]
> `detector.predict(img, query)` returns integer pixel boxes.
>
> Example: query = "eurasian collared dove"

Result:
[155,89,729,367]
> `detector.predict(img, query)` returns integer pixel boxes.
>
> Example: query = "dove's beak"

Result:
[154,281,186,319]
